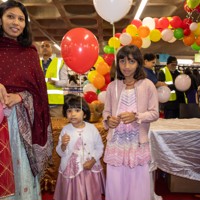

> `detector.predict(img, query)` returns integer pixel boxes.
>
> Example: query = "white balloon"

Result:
[161,28,173,42]
[190,22,198,31]
[175,74,191,92]
[98,91,107,103]
[142,17,155,30]
[83,83,97,94]
[119,33,132,45]
[93,0,133,24]
[142,37,151,48]
[168,36,176,43]
[157,86,171,103]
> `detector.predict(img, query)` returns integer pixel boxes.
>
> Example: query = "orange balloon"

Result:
[183,33,195,46]
[138,25,150,38]
[131,36,143,48]
[195,35,200,46]
[96,61,110,75]
[92,73,105,89]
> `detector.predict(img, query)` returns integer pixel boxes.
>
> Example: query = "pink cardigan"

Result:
[103,79,159,143]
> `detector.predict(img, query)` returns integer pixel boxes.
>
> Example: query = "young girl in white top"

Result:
[54,95,105,200]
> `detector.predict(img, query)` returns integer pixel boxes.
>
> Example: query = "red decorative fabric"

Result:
[0,117,15,198]
[0,36,50,146]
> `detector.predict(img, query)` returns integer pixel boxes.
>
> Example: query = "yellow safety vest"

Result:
[40,58,64,105]
[161,66,177,101]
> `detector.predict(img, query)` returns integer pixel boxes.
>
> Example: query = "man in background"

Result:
[157,56,186,118]
[40,40,68,117]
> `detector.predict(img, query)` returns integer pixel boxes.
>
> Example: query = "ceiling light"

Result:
[134,0,148,20]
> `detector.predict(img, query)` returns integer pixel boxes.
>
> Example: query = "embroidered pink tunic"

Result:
[104,89,150,167]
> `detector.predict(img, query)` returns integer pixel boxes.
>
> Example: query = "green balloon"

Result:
[174,28,184,39]
[191,42,200,51]
[103,45,115,54]
[187,0,200,9]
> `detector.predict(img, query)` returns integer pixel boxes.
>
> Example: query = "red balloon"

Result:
[158,17,169,29]
[170,16,182,29]
[181,18,192,29]
[84,91,98,103]
[115,32,121,38]
[103,53,114,66]
[61,28,99,74]
[131,19,142,28]
[104,72,111,84]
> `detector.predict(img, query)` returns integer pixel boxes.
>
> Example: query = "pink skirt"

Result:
[105,164,151,200]
[54,169,105,200]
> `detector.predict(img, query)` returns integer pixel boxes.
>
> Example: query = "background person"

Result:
[54,95,105,200]
[0,0,52,199]
[103,45,159,200]
[157,56,186,118]
[143,53,166,88]
[40,40,68,117]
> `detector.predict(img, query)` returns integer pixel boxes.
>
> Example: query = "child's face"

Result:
[119,55,138,79]
[66,108,85,128]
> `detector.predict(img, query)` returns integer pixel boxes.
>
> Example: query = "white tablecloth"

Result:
[149,118,200,181]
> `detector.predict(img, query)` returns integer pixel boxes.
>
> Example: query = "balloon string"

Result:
[112,23,118,100]
[79,74,82,109]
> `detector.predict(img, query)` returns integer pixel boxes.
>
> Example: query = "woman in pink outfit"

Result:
[103,45,159,200]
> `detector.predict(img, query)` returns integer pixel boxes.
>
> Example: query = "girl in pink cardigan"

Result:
[103,45,159,200]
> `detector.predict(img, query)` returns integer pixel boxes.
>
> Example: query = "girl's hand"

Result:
[83,158,96,170]
[118,112,136,124]
[61,134,70,151]
[0,84,8,105]
[6,93,22,107]
[107,116,121,129]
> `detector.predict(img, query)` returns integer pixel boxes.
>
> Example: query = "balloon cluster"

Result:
[83,55,112,104]
[104,14,200,53]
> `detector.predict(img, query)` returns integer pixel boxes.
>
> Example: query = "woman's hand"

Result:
[118,112,136,124]
[0,84,8,105]
[6,93,22,107]
[61,133,70,151]
[107,116,121,128]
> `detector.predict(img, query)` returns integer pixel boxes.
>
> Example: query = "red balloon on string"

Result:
[61,28,99,74]
[84,91,98,103]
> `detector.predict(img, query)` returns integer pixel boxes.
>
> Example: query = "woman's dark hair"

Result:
[143,53,156,61]
[0,0,32,46]
[116,45,146,80]
[63,95,91,122]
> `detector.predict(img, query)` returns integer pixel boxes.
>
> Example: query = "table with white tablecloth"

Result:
[149,118,200,181]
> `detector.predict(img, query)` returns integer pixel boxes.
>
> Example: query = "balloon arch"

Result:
[61,0,197,104]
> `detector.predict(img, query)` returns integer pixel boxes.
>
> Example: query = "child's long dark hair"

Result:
[116,45,146,80]
[63,95,91,122]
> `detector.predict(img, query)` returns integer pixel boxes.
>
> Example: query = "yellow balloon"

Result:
[87,70,98,83]
[94,56,104,68]
[108,37,120,49]
[193,23,200,36]
[150,29,161,42]
[126,24,138,36]
[167,17,172,28]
